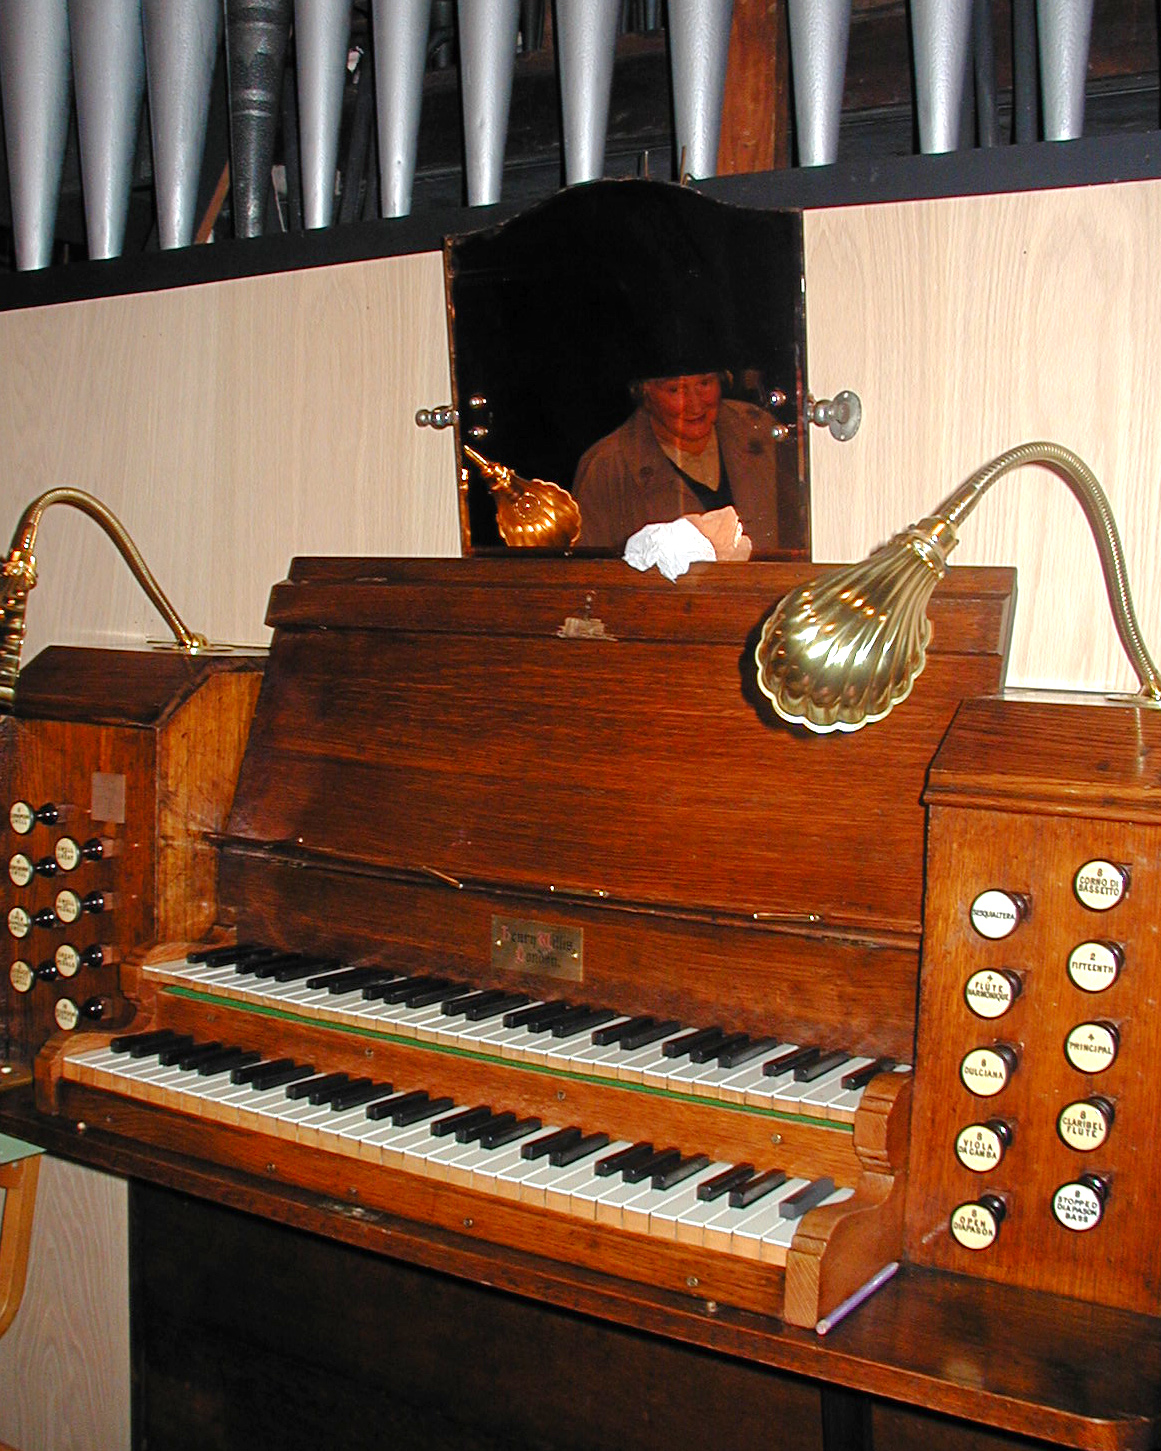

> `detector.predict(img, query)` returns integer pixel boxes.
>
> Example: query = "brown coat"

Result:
[572,399,781,552]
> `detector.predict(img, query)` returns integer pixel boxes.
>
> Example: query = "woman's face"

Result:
[641,373,722,450]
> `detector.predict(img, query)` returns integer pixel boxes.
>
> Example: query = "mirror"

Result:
[445,180,809,558]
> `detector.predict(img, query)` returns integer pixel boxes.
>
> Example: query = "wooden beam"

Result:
[718,0,791,174]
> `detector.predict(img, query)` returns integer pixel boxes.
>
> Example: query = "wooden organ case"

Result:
[8,557,1161,1450]
[22,558,1013,1301]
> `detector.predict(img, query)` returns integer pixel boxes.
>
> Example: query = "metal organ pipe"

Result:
[0,0,71,270]
[142,0,222,248]
[69,0,146,261]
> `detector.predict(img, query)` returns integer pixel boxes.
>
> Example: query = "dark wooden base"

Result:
[3,1086,1160,1451]
[128,1182,1073,1451]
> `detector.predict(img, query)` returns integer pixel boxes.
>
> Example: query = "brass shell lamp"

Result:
[755,441,1161,734]
[0,487,207,713]
[463,445,582,551]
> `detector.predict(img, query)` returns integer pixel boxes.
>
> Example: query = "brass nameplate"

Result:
[491,916,583,982]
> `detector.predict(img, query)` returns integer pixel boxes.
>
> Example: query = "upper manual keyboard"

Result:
[141,943,909,1125]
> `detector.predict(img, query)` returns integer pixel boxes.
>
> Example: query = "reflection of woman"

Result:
[572,372,781,553]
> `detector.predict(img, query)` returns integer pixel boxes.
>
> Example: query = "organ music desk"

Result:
[3,557,1161,1451]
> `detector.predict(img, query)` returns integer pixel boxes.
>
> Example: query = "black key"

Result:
[249,1060,315,1091]
[719,1036,782,1069]
[155,1035,197,1065]
[196,1047,260,1077]
[551,1131,610,1167]
[464,992,529,1022]
[595,1142,654,1178]
[501,1000,549,1029]
[331,1079,392,1111]
[127,1030,189,1058]
[231,1056,284,1085]
[689,1029,736,1064]
[431,1105,492,1139]
[188,942,269,966]
[763,1046,820,1078]
[663,1026,723,1060]
[729,1169,789,1208]
[841,1057,897,1091]
[514,1001,573,1033]
[308,966,386,994]
[697,1163,755,1202]
[365,1091,423,1120]
[245,952,308,978]
[358,976,408,1002]
[319,1077,370,1107]
[372,1090,433,1125]
[273,957,341,983]
[284,1071,344,1100]
[441,987,508,1017]
[367,1091,425,1122]
[624,1147,682,1184]
[360,973,449,1007]
[288,1073,350,1104]
[405,978,467,1008]
[457,1111,513,1145]
[172,1041,225,1070]
[542,1003,593,1038]
[362,974,420,1003]
[303,965,364,991]
[522,1127,582,1161]
[406,1093,455,1124]
[110,1029,180,1056]
[592,1015,652,1047]
[555,1007,617,1039]
[700,1032,751,1064]
[653,1154,711,1191]
[481,1116,542,1149]
[307,1074,357,1105]
[795,1050,850,1083]
[779,1176,836,1220]
[619,1019,682,1051]
[550,1006,615,1039]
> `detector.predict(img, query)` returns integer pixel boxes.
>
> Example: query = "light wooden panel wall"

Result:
[0,1158,129,1451]
[0,249,459,664]
[2,176,1160,1451]
[0,249,457,1451]
[804,179,1161,695]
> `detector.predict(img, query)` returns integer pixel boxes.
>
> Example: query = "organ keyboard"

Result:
[17,556,1017,1332]
[13,556,1161,1447]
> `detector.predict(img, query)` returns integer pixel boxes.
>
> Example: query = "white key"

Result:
[773,1057,856,1105]
[759,1186,854,1252]
[449,1008,545,1046]
[467,1136,556,1193]
[700,1176,811,1253]
[648,1161,734,1237]
[561,1032,635,1071]
[799,1056,874,1107]
[612,1027,696,1073]
[726,1179,813,1255]
[541,1027,613,1068]
[329,1096,420,1146]
[539,1144,622,1214]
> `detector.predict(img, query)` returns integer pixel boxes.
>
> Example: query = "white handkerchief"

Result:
[622,516,716,581]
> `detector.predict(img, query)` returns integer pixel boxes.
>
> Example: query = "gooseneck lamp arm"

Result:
[0,487,208,712]
[754,441,1161,735]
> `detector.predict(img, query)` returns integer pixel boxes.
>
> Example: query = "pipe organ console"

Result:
[4,557,1161,1449]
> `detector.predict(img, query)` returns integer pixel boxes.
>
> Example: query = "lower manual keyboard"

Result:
[69,1029,851,1252]
[55,1025,864,1319]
